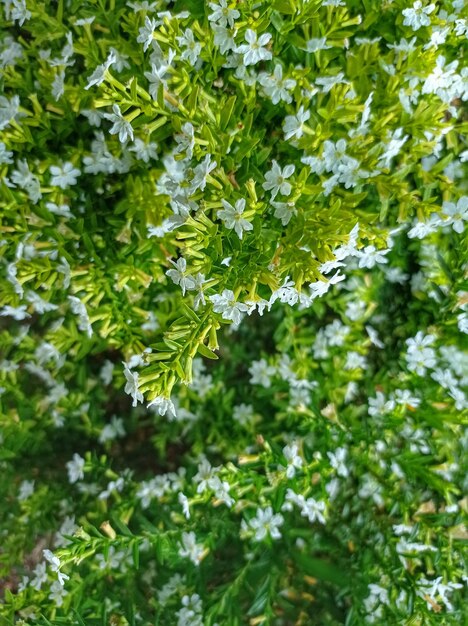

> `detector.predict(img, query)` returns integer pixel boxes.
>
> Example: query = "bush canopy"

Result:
[0,1,467,625]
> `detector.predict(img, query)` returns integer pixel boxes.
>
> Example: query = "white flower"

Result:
[68,296,93,337]
[441,197,467,234]
[407,214,443,239]
[368,391,395,417]
[99,416,125,444]
[103,104,134,143]
[193,457,218,493]
[405,331,437,376]
[166,257,196,295]
[209,289,248,325]
[394,389,420,408]
[217,198,253,239]
[178,531,204,565]
[10,159,41,203]
[174,122,195,158]
[48,580,68,606]
[344,351,367,370]
[271,200,296,226]
[96,545,128,570]
[458,312,468,334]
[357,245,390,269]
[137,16,158,51]
[4,0,31,26]
[262,160,295,199]
[301,497,326,524]
[85,50,116,89]
[176,594,203,626]
[232,403,254,426]
[51,70,65,100]
[247,506,284,541]
[18,479,35,501]
[327,447,348,477]
[402,2,435,31]
[129,138,158,162]
[43,549,69,586]
[190,154,217,192]
[0,95,23,130]
[147,395,177,419]
[236,29,272,66]
[315,72,345,93]
[283,106,310,140]
[258,64,296,104]
[306,37,331,52]
[0,304,30,320]
[123,363,144,407]
[208,0,240,28]
[211,23,237,54]
[137,476,169,507]
[49,162,81,189]
[30,562,47,590]
[0,141,13,164]
[417,577,463,612]
[178,492,191,519]
[282,443,303,478]
[144,55,174,99]
[249,358,276,388]
[176,28,202,65]
[66,453,85,483]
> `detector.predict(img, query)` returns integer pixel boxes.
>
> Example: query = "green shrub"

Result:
[0,1,467,625]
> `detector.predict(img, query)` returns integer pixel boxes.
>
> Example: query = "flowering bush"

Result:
[0,0,467,625]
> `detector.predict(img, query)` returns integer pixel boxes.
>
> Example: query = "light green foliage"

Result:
[0,0,467,625]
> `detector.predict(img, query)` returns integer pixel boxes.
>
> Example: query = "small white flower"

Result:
[301,497,326,524]
[306,37,331,52]
[236,29,272,66]
[357,245,390,269]
[123,363,144,407]
[49,162,81,189]
[271,200,296,226]
[147,395,177,419]
[176,28,202,65]
[327,447,349,478]
[209,289,248,325]
[283,106,310,141]
[405,331,437,376]
[0,141,13,164]
[66,453,85,483]
[208,0,240,28]
[48,580,68,606]
[166,257,196,295]
[178,492,191,519]
[85,50,116,89]
[249,358,276,388]
[258,64,296,104]
[247,506,284,542]
[18,479,35,501]
[99,416,125,444]
[217,198,253,239]
[232,403,254,426]
[137,16,158,51]
[262,160,295,199]
[68,296,93,337]
[190,154,217,192]
[402,2,435,31]
[178,531,204,565]
[282,443,303,478]
[441,197,467,234]
[103,104,134,143]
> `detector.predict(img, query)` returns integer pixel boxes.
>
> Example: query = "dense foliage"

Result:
[0,0,467,625]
